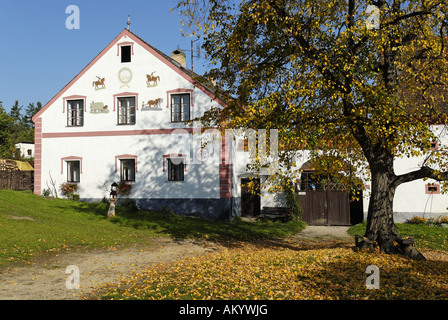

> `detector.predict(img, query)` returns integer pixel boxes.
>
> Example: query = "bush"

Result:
[117,198,139,213]
[407,215,448,226]
[408,216,427,224]
[60,182,78,200]
[117,181,132,198]
[281,178,302,221]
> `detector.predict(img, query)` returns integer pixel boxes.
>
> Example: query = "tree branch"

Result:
[395,166,448,186]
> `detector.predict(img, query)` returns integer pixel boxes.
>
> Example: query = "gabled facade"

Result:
[32,29,232,219]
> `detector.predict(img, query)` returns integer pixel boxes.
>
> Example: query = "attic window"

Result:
[121,45,131,63]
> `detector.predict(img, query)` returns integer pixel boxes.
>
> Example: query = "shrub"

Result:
[408,216,427,224]
[117,181,132,198]
[60,182,78,200]
[407,215,448,227]
[281,177,303,221]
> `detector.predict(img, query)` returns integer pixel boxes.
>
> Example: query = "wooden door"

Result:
[241,178,260,217]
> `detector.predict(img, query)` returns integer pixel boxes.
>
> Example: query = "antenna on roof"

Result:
[178,37,201,71]
[127,15,131,30]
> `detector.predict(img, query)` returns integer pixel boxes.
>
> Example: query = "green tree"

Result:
[0,102,14,158]
[175,0,448,259]
[24,102,42,129]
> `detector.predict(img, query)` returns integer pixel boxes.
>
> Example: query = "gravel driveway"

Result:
[0,238,221,300]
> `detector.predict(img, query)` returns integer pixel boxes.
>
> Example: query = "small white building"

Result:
[15,142,35,159]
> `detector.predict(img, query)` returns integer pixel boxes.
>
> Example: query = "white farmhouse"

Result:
[32,29,231,219]
[32,29,448,224]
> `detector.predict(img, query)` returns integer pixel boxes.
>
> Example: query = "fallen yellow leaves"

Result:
[97,240,448,300]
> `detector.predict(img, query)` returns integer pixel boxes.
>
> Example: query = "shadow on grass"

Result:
[66,199,307,247]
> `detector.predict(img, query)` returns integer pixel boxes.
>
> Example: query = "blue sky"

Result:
[0,0,207,112]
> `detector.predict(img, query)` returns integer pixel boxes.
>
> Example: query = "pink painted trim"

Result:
[425,184,441,194]
[166,89,194,108]
[33,118,43,195]
[115,154,138,173]
[32,29,225,123]
[162,154,188,172]
[113,92,139,111]
[429,140,439,151]
[126,31,226,107]
[42,128,193,139]
[117,41,134,56]
[61,156,83,174]
[62,95,87,113]
[33,30,130,122]
[219,135,231,199]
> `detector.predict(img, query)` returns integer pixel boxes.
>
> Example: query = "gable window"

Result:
[117,97,136,125]
[120,159,136,182]
[167,158,184,181]
[67,100,84,127]
[67,161,80,183]
[171,94,190,122]
[121,45,132,63]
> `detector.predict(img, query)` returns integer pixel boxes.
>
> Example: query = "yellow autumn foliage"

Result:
[97,240,448,300]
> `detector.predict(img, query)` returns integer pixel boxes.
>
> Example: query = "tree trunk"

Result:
[364,169,426,261]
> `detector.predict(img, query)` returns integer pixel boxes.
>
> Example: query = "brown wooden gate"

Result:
[297,190,350,225]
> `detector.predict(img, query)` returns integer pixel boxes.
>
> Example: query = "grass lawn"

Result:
[0,190,305,269]
[348,221,448,251]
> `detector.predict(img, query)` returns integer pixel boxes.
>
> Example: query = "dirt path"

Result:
[0,226,352,300]
[292,226,352,240]
[0,238,222,300]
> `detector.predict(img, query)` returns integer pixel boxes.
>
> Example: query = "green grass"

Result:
[111,208,306,241]
[0,190,306,269]
[348,221,448,251]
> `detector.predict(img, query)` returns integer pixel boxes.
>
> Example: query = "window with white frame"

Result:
[167,157,184,181]
[171,94,190,122]
[117,97,136,125]
[67,100,84,127]
[120,159,136,182]
[67,160,80,183]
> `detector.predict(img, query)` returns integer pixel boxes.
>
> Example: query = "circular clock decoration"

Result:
[195,148,209,162]
[118,67,133,88]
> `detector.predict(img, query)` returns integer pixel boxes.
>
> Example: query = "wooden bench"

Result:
[260,207,288,222]
[354,234,377,252]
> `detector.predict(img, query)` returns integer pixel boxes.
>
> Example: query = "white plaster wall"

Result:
[38,32,223,200]
[40,133,221,200]
[40,33,220,134]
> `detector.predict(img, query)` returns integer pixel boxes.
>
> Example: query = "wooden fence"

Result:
[0,171,34,191]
